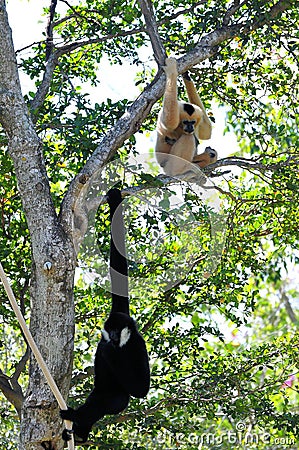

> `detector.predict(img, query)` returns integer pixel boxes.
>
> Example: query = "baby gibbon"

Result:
[193,146,218,168]
[155,57,217,177]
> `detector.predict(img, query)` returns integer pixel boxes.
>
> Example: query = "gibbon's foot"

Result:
[163,57,178,76]
[62,429,73,442]
[60,408,90,443]
[60,408,76,442]
[61,424,88,444]
[62,428,86,444]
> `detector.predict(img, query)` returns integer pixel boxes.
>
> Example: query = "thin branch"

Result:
[12,346,30,382]
[206,154,299,173]
[58,0,100,30]
[29,0,291,112]
[30,52,59,114]
[115,398,181,423]
[0,347,29,417]
[281,289,298,325]
[45,0,58,61]
[70,366,94,387]
[223,0,241,26]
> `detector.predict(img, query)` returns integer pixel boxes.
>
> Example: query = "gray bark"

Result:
[0,0,293,448]
[0,2,75,449]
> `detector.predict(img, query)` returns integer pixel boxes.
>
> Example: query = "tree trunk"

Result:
[7,134,76,450]
[20,231,75,450]
[0,2,76,448]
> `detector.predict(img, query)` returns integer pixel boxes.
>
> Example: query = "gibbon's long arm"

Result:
[182,72,212,140]
[155,58,215,177]
[107,188,129,315]
[159,57,180,132]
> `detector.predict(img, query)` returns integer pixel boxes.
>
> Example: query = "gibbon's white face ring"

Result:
[119,327,131,347]
[101,329,110,342]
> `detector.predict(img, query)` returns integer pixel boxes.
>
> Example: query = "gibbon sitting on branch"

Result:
[155,57,217,177]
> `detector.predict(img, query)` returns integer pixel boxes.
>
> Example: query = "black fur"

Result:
[109,188,129,313]
[206,146,217,159]
[61,188,150,443]
[183,103,195,116]
[182,119,196,134]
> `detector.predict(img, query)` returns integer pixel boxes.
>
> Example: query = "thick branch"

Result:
[137,0,167,66]
[0,371,24,417]
[0,0,29,135]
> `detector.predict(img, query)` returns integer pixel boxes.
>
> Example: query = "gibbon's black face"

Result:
[102,312,136,348]
[182,103,196,134]
[182,119,196,134]
[180,103,202,134]
[208,149,217,159]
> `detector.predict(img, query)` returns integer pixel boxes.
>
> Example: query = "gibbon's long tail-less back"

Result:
[108,188,129,314]
[60,188,150,444]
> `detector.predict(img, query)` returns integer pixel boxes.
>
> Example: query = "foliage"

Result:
[0,0,298,448]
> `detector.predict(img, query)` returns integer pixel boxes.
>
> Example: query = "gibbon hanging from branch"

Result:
[155,57,217,177]
[61,189,150,443]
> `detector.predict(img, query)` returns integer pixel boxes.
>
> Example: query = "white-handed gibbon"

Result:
[155,57,217,177]
[61,188,150,443]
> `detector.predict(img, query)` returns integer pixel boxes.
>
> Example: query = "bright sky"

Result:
[6,0,239,157]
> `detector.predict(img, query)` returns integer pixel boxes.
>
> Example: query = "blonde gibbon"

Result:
[193,146,218,168]
[155,57,217,177]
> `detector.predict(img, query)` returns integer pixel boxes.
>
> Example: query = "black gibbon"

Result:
[61,188,150,443]
[155,57,217,177]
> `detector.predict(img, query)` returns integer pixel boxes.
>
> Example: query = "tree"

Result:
[0,0,298,449]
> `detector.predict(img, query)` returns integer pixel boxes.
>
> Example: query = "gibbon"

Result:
[155,57,217,177]
[61,188,150,443]
[193,146,218,168]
